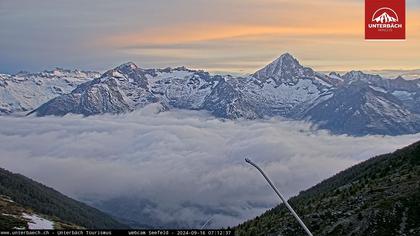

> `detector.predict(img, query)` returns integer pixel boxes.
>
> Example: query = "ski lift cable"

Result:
[200,216,214,229]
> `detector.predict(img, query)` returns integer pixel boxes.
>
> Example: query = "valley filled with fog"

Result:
[1,105,419,228]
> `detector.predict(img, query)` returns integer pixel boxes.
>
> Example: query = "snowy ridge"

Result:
[5,53,420,135]
[0,68,100,115]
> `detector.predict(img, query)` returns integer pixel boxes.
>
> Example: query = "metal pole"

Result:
[200,216,213,229]
[245,158,313,236]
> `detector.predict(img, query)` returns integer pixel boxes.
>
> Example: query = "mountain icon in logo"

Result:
[365,1,405,40]
[372,7,399,23]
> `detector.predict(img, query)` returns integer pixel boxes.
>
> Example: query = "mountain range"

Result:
[0,68,100,114]
[1,53,420,136]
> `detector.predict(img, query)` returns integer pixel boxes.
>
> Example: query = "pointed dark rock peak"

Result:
[344,70,365,77]
[271,53,300,67]
[252,53,309,80]
[329,72,342,77]
[284,52,298,58]
[395,76,405,81]
[278,52,295,59]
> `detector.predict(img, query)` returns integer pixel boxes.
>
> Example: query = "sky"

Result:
[0,0,420,74]
[1,105,419,227]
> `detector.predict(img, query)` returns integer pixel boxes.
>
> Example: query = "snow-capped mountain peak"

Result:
[101,62,149,87]
[252,53,309,81]
[116,62,138,70]
[106,62,139,76]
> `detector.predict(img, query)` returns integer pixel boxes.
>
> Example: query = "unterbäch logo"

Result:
[368,7,402,30]
[365,0,405,40]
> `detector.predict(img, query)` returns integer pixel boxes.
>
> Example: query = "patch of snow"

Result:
[329,73,343,81]
[22,213,54,230]
[0,195,15,203]
[13,227,26,230]
[112,71,124,78]
[314,77,333,88]
[369,85,387,93]
[392,90,414,100]
[243,78,322,105]
[2,213,17,217]
[3,198,14,203]
[155,70,193,80]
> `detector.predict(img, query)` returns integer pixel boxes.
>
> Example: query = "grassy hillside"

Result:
[0,167,128,229]
[236,140,420,236]
[0,195,83,229]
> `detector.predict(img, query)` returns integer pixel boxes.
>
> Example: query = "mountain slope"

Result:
[0,167,127,229]
[0,195,82,229]
[236,140,420,236]
[302,81,420,135]
[340,71,420,114]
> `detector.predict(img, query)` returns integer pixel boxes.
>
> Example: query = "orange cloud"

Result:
[96,0,420,73]
[100,0,364,47]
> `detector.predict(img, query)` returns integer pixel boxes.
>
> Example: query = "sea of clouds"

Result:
[1,105,419,228]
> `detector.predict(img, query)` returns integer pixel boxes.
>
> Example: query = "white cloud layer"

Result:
[1,105,419,227]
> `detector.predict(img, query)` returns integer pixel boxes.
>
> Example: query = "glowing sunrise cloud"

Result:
[1,0,419,74]
[95,0,420,74]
